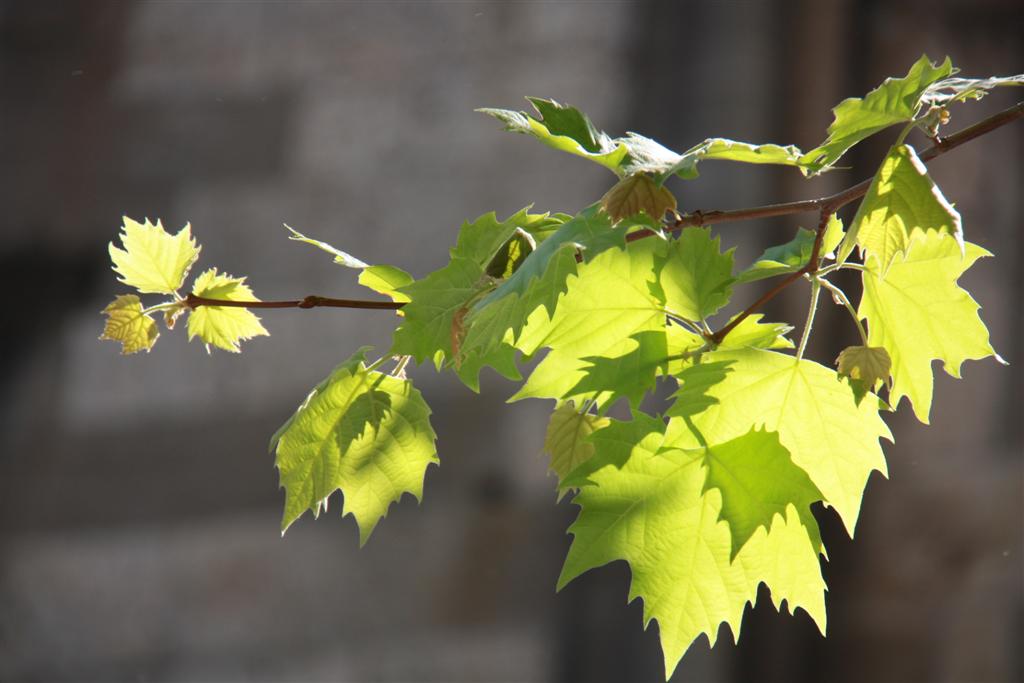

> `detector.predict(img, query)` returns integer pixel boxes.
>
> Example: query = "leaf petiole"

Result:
[816,277,870,346]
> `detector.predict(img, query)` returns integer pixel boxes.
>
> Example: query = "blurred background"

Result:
[0,2,1021,681]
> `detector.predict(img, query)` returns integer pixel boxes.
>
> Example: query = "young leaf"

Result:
[559,419,826,678]
[655,227,735,322]
[100,294,159,354]
[109,217,200,294]
[836,345,892,405]
[837,144,962,271]
[187,268,269,353]
[452,341,522,393]
[284,224,369,268]
[600,173,677,222]
[272,349,438,544]
[543,403,610,497]
[668,348,890,536]
[561,412,666,489]
[858,233,1000,423]
[801,55,954,173]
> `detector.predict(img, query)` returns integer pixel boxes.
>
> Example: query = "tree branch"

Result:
[186,101,1023,313]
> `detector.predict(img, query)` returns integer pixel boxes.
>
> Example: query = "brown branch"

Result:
[184,101,1023,313]
[185,294,402,311]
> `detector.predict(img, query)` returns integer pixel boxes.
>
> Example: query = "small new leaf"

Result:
[187,268,269,353]
[109,217,200,294]
[100,294,159,354]
[600,174,677,222]
[358,264,413,304]
[836,345,892,405]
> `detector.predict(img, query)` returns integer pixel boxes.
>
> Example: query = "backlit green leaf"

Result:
[273,349,438,544]
[390,257,486,364]
[559,417,826,678]
[802,55,953,173]
[667,348,890,535]
[109,217,200,294]
[859,233,999,423]
[737,217,843,284]
[187,268,269,353]
[838,144,962,271]
[836,345,892,405]
[358,264,414,304]
[656,227,735,321]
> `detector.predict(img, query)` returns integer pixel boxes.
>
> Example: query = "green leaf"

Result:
[284,224,369,268]
[273,349,438,544]
[701,427,823,560]
[358,264,414,304]
[390,256,486,364]
[482,99,810,180]
[656,227,735,321]
[801,55,954,173]
[659,138,810,181]
[716,314,795,351]
[838,144,962,271]
[543,403,610,498]
[600,173,677,222]
[478,98,627,173]
[187,268,269,353]
[561,411,665,489]
[858,233,1000,423]
[465,206,625,353]
[836,345,892,405]
[567,330,668,413]
[667,348,890,536]
[559,419,826,678]
[109,217,200,294]
[737,217,844,284]
[509,239,667,405]
[921,73,1024,107]
[99,294,159,354]
[452,341,522,393]
[452,207,562,270]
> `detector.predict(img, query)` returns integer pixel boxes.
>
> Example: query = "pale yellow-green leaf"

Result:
[109,217,200,294]
[859,233,999,423]
[99,294,159,354]
[838,144,962,271]
[667,348,891,536]
[187,268,269,353]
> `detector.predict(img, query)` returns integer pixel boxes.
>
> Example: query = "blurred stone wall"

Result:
[0,2,1020,682]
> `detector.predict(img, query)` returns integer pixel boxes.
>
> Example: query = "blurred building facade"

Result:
[0,2,1020,682]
